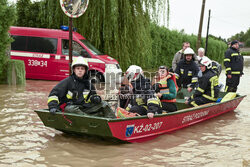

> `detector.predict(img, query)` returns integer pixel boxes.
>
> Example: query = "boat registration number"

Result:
[133,122,163,134]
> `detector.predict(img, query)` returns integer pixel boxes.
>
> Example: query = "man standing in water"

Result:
[224,40,244,92]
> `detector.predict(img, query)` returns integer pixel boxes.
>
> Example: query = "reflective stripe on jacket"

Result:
[175,59,199,89]
[191,69,219,101]
[48,74,96,109]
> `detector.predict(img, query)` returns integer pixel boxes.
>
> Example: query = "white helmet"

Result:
[125,65,143,81]
[200,57,212,69]
[71,56,89,71]
[184,47,195,55]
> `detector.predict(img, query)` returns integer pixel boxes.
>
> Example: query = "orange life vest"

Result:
[158,74,178,103]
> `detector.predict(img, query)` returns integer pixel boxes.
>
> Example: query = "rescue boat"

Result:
[34,90,245,143]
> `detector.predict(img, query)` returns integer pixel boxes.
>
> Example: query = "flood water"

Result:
[0,57,250,167]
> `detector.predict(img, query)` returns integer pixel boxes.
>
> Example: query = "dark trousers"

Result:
[162,102,177,112]
[129,105,148,115]
[188,96,213,107]
[225,75,240,92]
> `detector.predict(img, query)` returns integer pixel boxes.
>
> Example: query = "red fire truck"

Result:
[9,26,122,83]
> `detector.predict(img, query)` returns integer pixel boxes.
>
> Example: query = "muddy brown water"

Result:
[0,57,250,167]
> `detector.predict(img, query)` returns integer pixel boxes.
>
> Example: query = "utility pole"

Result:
[196,0,206,51]
[69,17,73,74]
[205,9,211,56]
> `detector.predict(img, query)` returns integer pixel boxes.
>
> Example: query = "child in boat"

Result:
[47,56,115,118]
[119,65,162,119]
[185,57,220,107]
[152,66,177,112]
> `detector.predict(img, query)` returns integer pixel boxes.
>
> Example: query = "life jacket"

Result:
[158,74,178,103]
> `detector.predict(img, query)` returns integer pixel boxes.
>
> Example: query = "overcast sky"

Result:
[166,0,250,39]
[8,0,250,39]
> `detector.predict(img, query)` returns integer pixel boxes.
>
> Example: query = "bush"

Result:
[245,39,250,47]
[150,23,227,68]
[0,0,16,83]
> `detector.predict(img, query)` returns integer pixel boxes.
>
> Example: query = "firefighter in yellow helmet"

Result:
[47,57,115,117]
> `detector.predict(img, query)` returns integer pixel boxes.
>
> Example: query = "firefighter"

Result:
[47,56,115,118]
[152,66,177,112]
[175,47,199,92]
[224,40,244,92]
[185,57,220,107]
[120,65,162,119]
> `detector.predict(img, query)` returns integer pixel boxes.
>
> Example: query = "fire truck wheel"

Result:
[89,74,101,84]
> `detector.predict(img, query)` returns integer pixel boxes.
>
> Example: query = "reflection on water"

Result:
[0,57,250,166]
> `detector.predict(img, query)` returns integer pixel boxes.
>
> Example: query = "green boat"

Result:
[35,90,246,143]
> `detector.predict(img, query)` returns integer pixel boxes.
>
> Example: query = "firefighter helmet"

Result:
[199,57,212,69]
[71,56,89,71]
[184,47,195,55]
[125,65,143,81]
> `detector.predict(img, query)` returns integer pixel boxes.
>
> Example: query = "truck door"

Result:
[58,39,91,77]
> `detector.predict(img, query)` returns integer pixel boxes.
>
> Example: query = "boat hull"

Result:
[108,95,245,142]
[35,94,245,143]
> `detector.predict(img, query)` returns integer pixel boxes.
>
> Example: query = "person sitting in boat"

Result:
[185,57,220,107]
[152,66,177,113]
[119,65,162,119]
[47,56,115,118]
[175,47,199,92]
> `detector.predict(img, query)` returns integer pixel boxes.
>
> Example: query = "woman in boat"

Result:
[119,65,162,119]
[47,56,115,118]
[185,57,220,107]
[152,66,177,113]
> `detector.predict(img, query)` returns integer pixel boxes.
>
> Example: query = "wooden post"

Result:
[196,0,206,52]
[205,9,211,56]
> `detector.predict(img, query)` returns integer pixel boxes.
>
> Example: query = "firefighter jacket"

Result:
[153,78,177,103]
[172,50,199,71]
[48,73,97,110]
[127,75,161,114]
[191,69,219,101]
[224,47,244,75]
[175,59,199,89]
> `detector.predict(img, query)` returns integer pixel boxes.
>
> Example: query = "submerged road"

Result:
[0,57,249,166]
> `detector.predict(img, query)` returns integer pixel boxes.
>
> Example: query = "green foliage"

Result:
[150,23,227,67]
[0,0,16,83]
[229,28,250,44]
[241,52,250,56]
[245,39,250,47]
[13,0,226,71]
[6,59,26,85]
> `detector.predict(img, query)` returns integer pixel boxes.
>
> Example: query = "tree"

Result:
[16,0,31,26]
[0,0,16,81]
[14,0,170,70]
